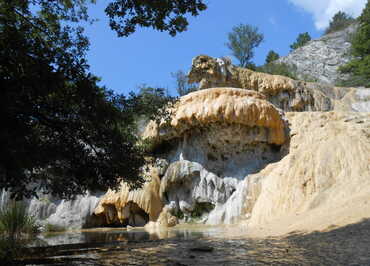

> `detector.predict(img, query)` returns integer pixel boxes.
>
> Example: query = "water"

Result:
[22,219,370,265]
[32,225,225,246]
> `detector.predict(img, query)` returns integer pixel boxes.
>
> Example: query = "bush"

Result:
[0,201,40,261]
[44,223,67,233]
[290,32,311,50]
[257,63,298,80]
[0,201,40,240]
[325,11,355,35]
[265,50,280,64]
[339,1,370,87]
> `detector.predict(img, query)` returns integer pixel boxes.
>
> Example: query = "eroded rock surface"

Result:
[188,55,369,112]
[277,24,358,84]
[243,111,370,236]
[96,88,288,226]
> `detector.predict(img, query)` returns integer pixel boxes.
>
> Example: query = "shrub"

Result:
[325,11,355,35]
[339,1,370,87]
[290,32,311,50]
[0,201,40,261]
[257,63,298,80]
[0,201,40,240]
[44,223,67,233]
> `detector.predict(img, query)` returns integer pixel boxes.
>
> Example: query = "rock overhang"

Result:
[143,87,288,150]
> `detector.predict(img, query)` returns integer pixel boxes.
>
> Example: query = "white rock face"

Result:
[277,24,358,84]
[0,189,103,229]
[158,123,284,225]
[352,88,370,112]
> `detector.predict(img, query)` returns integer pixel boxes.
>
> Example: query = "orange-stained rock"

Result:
[94,167,163,225]
[143,87,287,147]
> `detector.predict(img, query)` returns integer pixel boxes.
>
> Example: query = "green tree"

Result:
[339,1,370,86]
[226,24,264,68]
[105,0,207,37]
[290,32,311,50]
[0,0,202,200]
[171,70,197,96]
[325,11,355,35]
[265,50,280,64]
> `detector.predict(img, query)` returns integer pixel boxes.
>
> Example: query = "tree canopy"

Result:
[226,24,264,68]
[290,32,311,50]
[0,0,203,199]
[339,1,370,87]
[105,0,207,37]
[325,11,355,35]
[265,50,280,64]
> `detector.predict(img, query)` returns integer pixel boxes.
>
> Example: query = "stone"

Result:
[277,24,358,85]
[188,55,333,111]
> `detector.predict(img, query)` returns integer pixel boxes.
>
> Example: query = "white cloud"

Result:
[288,0,367,30]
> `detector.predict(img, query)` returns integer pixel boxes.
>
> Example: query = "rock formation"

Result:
[94,167,163,226]
[95,88,289,226]
[0,189,104,229]
[188,55,333,111]
[277,24,358,84]
[243,111,370,236]
[188,55,368,112]
[4,51,368,235]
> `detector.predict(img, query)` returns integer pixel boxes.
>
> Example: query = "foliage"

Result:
[190,202,214,219]
[257,63,298,80]
[226,24,264,68]
[325,11,355,35]
[105,0,207,37]
[0,201,39,240]
[290,32,311,50]
[0,1,181,200]
[171,70,198,96]
[265,50,280,64]
[44,223,66,233]
[0,201,39,261]
[339,1,370,87]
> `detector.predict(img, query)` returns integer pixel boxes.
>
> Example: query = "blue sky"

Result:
[83,0,366,96]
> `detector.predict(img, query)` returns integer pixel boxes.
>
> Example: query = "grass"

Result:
[0,201,40,261]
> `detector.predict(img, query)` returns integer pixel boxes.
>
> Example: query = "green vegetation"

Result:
[0,201,40,261]
[190,202,215,219]
[171,70,198,96]
[325,11,355,35]
[226,24,264,68]
[265,50,280,64]
[0,201,39,240]
[105,0,207,37]
[290,32,312,50]
[257,63,298,80]
[0,0,204,200]
[44,223,66,233]
[339,1,370,87]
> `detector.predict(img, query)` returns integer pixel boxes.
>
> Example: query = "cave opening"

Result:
[99,202,150,227]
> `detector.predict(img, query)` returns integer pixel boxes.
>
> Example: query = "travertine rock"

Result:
[188,55,333,111]
[94,167,163,226]
[243,111,370,235]
[144,87,287,146]
[143,88,288,224]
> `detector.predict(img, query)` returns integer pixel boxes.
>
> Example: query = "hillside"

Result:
[277,24,358,85]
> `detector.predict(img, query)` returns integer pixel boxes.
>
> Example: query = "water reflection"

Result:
[33,225,224,247]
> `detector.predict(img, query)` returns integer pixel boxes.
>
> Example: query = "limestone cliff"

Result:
[277,24,358,84]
